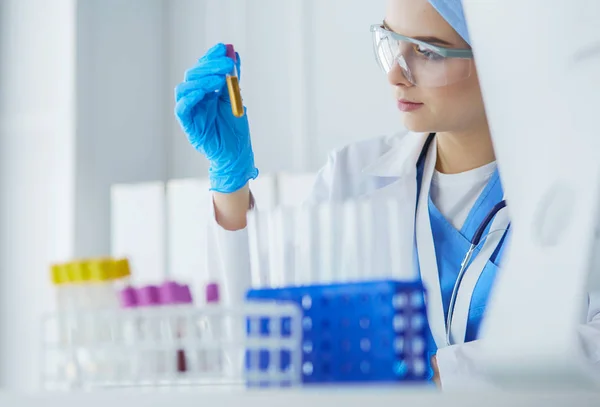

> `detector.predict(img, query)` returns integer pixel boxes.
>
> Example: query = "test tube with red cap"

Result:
[225,44,244,118]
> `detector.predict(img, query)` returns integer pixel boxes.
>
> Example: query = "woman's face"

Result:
[385,0,487,134]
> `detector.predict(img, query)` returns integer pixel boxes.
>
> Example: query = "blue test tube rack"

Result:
[245,280,433,385]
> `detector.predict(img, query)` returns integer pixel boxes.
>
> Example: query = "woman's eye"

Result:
[413,44,443,60]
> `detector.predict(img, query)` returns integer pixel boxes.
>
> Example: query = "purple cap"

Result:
[137,285,160,307]
[158,281,193,305]
[225,44,237,63]
[158,281,180,305]
[206,283,220,304]
[119,286,138,308]
[179,284,193,304]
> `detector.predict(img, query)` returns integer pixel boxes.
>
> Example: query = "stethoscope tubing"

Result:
[444,200,508,346]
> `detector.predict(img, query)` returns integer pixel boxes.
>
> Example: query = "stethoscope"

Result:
[444,200,509,346]
[417,133,510,346]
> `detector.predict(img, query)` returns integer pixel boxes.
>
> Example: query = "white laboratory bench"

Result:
[2,387,600,407]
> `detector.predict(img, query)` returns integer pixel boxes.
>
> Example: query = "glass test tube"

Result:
[225,44,244,118]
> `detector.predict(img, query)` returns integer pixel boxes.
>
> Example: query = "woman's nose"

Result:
[387,58,413,88]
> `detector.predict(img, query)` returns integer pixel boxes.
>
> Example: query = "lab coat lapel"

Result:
[414,141,447,348]
[362,132,430,178]
[360,132,430,204]
[450,198,510,344]
[360,132,430,281]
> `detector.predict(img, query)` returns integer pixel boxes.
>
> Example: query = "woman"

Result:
[175,0,600,388]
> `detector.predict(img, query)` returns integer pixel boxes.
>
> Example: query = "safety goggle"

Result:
[370,23,474,88]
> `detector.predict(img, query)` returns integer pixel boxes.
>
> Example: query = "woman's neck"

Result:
[435,126,496,174]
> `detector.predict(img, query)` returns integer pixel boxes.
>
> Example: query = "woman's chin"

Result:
[401,114,435,133]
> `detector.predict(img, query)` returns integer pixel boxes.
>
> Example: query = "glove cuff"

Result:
[209,166,259,194]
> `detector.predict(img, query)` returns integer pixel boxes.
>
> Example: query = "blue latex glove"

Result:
[174,43,259,193]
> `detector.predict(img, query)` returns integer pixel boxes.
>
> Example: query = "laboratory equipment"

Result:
[201,283,224,373]
[159,282,194,373]
[225,44,244,118]
[115,282,195,380]
[47,258,133,387]
[246,199,416,288]
[50,258,131,357]
[41,301,303,390]
[50,258,131,311]
[247,280,432,384]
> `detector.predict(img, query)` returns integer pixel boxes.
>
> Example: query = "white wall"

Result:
[75,0,169,258]
[0,0,77,390]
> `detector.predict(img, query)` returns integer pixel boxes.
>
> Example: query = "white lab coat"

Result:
[208,130,600,388]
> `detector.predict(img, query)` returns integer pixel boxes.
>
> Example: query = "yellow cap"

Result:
[50,264,68,285]
[70,261,91,283]
[113,258,131,279]
[64,262,77,283]
[88,258,114,282]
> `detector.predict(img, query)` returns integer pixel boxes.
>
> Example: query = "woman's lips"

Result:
[397,99,424,112]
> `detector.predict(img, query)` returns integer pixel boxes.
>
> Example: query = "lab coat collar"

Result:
[361,132,430,178]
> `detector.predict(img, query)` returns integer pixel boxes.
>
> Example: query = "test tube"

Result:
[137,286,162,380]
[294,204,318,285]
[318,203,335,283]
[278,207,296,286]
[246,209,264,288]
[359,199,374,280]
[225,44,244,118]
[267,207,287,287]
[119,286,139,381]
[202,283,223,375]
[386,199,417,280]
[341,201,360,282]
[386,200,402,279]
[158,282,192,375]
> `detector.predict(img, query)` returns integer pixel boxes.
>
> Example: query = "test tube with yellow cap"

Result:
[87,258,121,309]
[225,44,244,118]
[51,263,70,311]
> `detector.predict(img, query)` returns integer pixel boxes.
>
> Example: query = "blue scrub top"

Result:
[414,134,510,357]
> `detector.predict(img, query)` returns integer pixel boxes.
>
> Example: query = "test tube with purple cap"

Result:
[225,44,244,118]
[158,281,194,376]
[135,285,164,380]
[199,283,224,375]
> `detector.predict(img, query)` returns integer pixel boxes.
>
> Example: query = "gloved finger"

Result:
[175,75,226,104]
[174,75,226,116]
[184,57,234,82]
[199,43,227,63]
[174,76,226,102]
[175,88,213,123]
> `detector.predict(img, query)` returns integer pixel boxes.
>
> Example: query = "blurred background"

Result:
[0,0,402,391]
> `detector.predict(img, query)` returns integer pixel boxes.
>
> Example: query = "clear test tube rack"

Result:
[41,302,303,391]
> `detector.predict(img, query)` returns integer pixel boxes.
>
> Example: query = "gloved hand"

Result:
[174,43,259,193]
